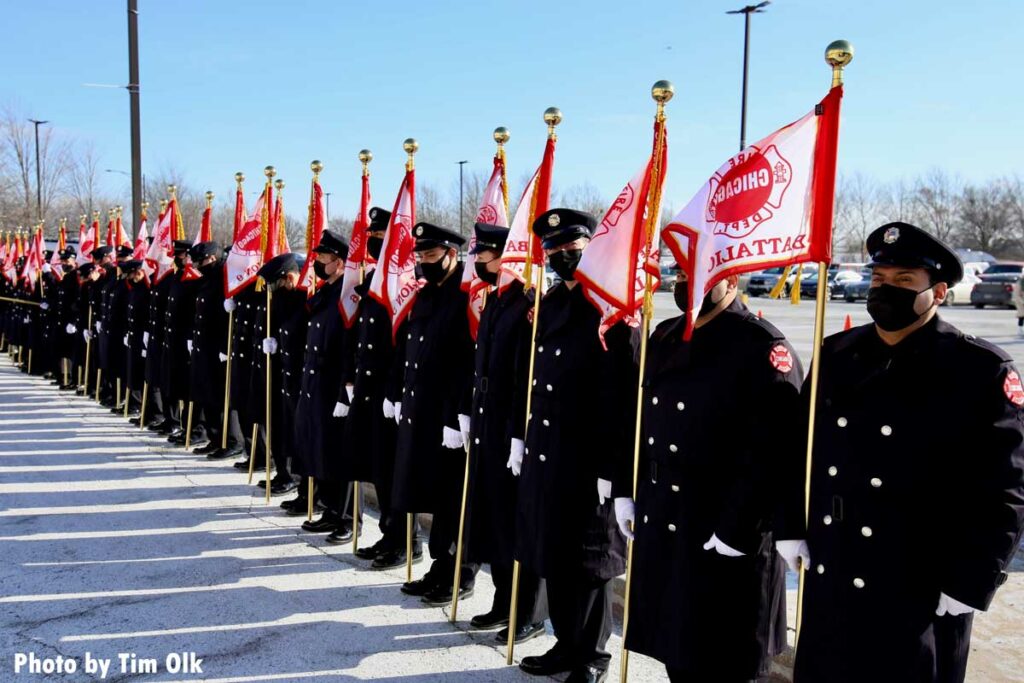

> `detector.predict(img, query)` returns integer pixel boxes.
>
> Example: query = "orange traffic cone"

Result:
[843,314,853,330]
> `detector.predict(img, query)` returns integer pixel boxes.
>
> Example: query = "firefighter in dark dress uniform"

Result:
[391,222,477,607]
[56,247,80,390]
[461,221,547,643]
[123,260,150,419]
[514,208,637,683]
[227,283,260,468]
[186,241,230,452]
[336,208,411,564]
[779,222,1024,683]
[163,241,200,445]
[614,263,802,682]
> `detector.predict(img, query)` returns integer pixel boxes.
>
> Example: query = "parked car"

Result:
[970,262,1024,309]
[830,270,866,299]
[844,274,874,302]
[746,267,802,297]
[799,271,834,299]
[943,272,980,306]
[660,261,677,291]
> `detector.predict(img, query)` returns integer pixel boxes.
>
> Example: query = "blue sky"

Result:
[2,0,1021,222]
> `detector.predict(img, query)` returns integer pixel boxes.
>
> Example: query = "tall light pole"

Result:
[325,192,332,222]
[727,1,769,151]
[27,119,48,221]
[127,0,143,237]
[457,160,469,234]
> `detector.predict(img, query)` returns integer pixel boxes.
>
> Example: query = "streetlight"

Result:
[28,119,48,221]
[325,192,332,222]
[726,1,769,151]
[457,160,469,234]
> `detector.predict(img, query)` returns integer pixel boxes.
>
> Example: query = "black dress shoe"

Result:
[565,665,608,683]
[354,539,387,560]
[301,514,340,533]
[270,479,298,496]
[496,621,546,644]
[233,457,251,470]
[221,444,244,458]
[129,416,142,426]
[193,442,220,456]
[470,609,510,629]
[520,646,572,676]
[400,577,436,596]
[58,383,76,391]
[205,448,236,460]
[325,526,354,544]
[109,405,123,414]
[146,418,166,431]
[188,436,211,450]
[280,495,306,511]
[373,547,423,570]
[421,584,474,607]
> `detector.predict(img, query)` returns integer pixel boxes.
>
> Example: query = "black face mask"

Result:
[173,256,186,269]
[198,261,219,277]
[866,283,931,332]
[698,290,720,317]
[366,237,383,261]
[474,261,498,285]
[313,260,330,280]
[417,257,449,284]
[672,282,688,313]
[549,249,583,281]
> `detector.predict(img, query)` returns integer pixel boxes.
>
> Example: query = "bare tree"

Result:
[957,183,1014,256]
[0,103,73,229]
[912,168,961,243]
[559,182,608,219]
[833,172,885,258]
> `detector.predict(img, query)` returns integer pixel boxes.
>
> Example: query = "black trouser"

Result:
[934,613,973,683]
[426,449,479,588]
[546,572,613,672]
[372,421,402,549]
[490,561,547,624]
[318,480,359,523]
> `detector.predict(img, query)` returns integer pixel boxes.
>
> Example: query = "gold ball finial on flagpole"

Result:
[311,160,323,175]
[274,179,285,192]
[116,205,123,216]
[652,80,675,104]
[825,40,854,87]
[358,149,373,164]
[493,127,511,145]
[92,210,101,220]
[264,166,276,179]
[167,184,177,197]
[403,138,419,155]
[234,171,245,185]
[141,201,149,211]
[159,199,168,212]
[543,107,562,127]
[79,214,87,222]
[205,191,214,208]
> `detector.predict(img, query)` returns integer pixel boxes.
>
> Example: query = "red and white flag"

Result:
[498,136,555,291]
[368,166,418,338]
[340,169,372,327]
[116,213,132,248]
[233,184,247,242]
[0,238,8,282]
[463,154,509,339]
[224,184,270,297]
[21,232,44,287]
[577,119,668,344]
[2,237,18,283]
[194,205,213,244]
[662,86,843,339]
[77,216,98,267]
[49,222,68,281]
[145,200,177,284]
[298,176,327,293]
[133,208,149,261]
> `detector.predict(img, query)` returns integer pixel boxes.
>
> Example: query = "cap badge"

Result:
[415,226,424,237]
[883,227,900,244]
[548,214,561,227]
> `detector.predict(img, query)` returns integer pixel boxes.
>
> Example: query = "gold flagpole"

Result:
[83,305,93,394]
[116,377,122,410]
[401,138,419,584]
[350,151,370,551]
[619,80,672,683]
[123,384,131,419]
[185,401,194,449]
[139,382,148,428]
[451,128,509,623]
[247,423,259,485]
[507,107,561,665]
[95,369,102,402]
[795,39,854,647]
[0,296,41,307]
[223,174,244,448]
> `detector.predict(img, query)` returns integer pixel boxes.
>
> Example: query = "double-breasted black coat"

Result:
[786,317,1024,682]
[160,270,199,403]
[188,264,229,406]
[624,300,801,677]
[390,264,474,514]
[514,281,637,581]
[56,269,79,361]
[125,279,150,391]
[465,280,534,567]
[228,286,259,424]
[144,273,172,387]
[294,277,347,481]
[340,274,397,483]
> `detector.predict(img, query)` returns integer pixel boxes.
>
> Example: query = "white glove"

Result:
[776,539,811,574]
[936,593,976,617]
[224,298,236,313]
[703,533,746,557]
[614,498,635,540]
[123,334,129,347]
[333,401,349,418]
[442,426,465,449]
[507,438,524,476]
[218,352,228,362]
[95,321,102,332]
[141,349,147,358]
[42,263,52,274]
[458,413,471,445]
[66,323,76,334]
[597,478,613,505]
[83,330,92,341]
[40,301,49,310]
[23,316,30,323]
[262,337,278,354]
[143,331,149,348]
[186,339,193,354]
[394,401,402,424]
[345,384,354,402]
[383,399,395,419]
